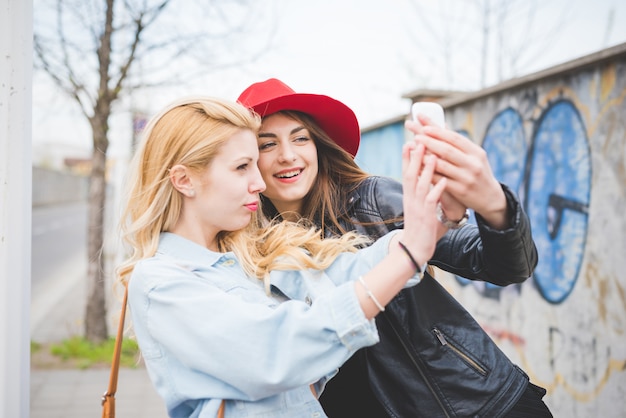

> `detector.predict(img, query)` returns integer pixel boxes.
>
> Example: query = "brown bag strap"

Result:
[101,282,128,418]
[101,283,227,418]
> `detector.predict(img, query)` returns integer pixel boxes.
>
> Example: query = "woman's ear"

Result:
[169,164,195,197]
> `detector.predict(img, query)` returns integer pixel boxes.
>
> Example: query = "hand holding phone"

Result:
[411,102,445,128]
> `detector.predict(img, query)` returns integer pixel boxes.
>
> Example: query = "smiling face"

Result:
[257,113,319,217]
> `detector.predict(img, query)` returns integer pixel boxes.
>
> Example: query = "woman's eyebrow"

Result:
[290,125,306,135]
[258,125,306,138]
[258,132,277,138]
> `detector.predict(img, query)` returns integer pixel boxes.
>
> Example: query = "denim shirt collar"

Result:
[157,232,310,300]
[158,232,224,269]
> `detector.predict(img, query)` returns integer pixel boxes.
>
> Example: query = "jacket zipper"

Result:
[383,313,451,418]
[433,328,488,376]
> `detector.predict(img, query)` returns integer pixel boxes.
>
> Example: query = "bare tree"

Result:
[402,0,572,89]
[34,0,273,343]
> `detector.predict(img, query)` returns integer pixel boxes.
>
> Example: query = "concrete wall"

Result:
[358,43,626,416]
[32,167,88,207]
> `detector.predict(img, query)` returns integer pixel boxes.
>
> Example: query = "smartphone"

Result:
[411,102,445,128]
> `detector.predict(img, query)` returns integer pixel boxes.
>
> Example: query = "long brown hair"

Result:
[260,110,371,235]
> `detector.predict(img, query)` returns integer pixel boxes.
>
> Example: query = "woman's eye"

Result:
[259,141,276,151]
[294,135,310,143]
[237,163,248,171]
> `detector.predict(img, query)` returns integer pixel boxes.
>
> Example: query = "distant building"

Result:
[32,141,90,171]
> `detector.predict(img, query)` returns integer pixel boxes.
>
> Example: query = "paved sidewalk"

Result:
[30,210,169,417]
[28,282,169,417]
[30,367,169,418]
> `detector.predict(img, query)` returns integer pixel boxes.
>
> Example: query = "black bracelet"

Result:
[398,241,421,273]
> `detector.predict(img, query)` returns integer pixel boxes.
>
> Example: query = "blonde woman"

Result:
[118,96,446,417]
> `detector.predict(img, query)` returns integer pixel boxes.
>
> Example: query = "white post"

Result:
[0,0,33,417]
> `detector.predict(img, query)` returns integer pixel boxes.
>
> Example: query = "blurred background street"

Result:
[30,201,168,417]
[31,202,86,343]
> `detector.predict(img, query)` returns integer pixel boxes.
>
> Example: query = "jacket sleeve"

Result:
[363,177,537,286]
[429,183,538,285]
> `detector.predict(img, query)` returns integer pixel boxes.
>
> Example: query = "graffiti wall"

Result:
[359,46,626,416]
[443,57,625,416]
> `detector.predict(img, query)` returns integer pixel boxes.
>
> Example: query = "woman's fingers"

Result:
[404,119,425,136]
[401,146,447,265]
[422,125,472,152]
[413,125,508,224]
[428,176,447,204]
[416,154,436,198]
[403,144,442,222]
[414,127,479,177]
[404,143,436,200]
[411,128,488,196]
[402,142,424,195]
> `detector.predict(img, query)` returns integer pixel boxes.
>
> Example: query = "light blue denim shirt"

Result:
[128,230,403,418]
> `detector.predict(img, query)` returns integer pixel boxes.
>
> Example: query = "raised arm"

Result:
[354,141,446,318]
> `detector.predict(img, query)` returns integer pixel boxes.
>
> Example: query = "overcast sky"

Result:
[32,0,626,160]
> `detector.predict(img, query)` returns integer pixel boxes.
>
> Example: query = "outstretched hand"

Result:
[400,141,447,267]
[405,116,510,230]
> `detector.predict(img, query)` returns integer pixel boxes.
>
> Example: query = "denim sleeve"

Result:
[322,229,400,284]
[128,257,379,402]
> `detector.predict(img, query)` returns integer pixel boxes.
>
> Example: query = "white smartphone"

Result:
[411,102,445,128]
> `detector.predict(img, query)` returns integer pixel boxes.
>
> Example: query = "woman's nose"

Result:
[252,167,266,193]
[278,144,296,162]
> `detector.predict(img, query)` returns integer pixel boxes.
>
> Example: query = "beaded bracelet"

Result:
[357,276,385,312]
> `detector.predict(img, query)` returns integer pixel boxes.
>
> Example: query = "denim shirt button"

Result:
[304,296,312,306]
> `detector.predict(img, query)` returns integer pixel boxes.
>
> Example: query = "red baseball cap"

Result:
[237,78,360,156]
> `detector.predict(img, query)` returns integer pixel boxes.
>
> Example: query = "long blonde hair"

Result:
[117,96,369,292]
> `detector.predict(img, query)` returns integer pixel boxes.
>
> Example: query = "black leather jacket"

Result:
[318,176,539,418]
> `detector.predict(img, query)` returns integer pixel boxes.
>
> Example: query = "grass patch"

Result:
[40,336,141,370]
[31,340,42,353]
